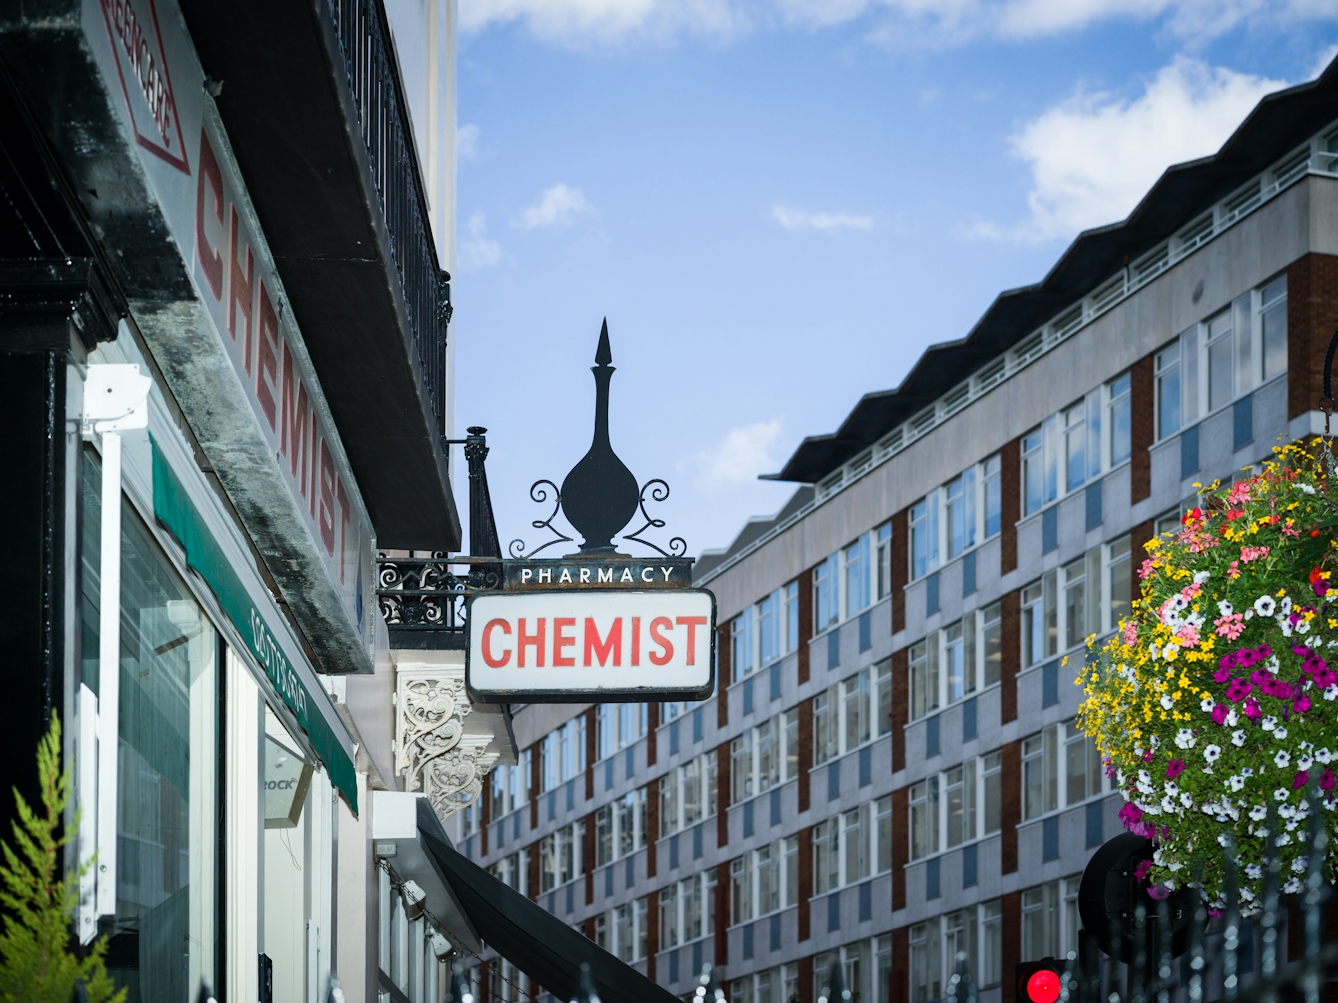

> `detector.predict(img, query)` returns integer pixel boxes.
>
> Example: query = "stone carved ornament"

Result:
[394,666,500,817]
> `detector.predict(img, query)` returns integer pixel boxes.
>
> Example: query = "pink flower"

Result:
[1134,859,1153,881]
[1215,613,1245,640]
[1166,759,1185,779]
[1240,545,1271,563]
[1148,884,1172,900]
[1244,698,1262,720]
[1294,770,1311,790]
[1175,625,1200,648]
[1211,704,1229,725]
[1226,678,1253,702]
[1227,481,1252,505]
[1294,695,1311,714]
[1228,560,1241,578]
[1323,770,1336,792]
[1122,622,1138,645]
[1138,559,1156,580]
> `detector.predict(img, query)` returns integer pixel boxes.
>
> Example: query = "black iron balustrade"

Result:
[376,555,500,638]
[325,0,452,438]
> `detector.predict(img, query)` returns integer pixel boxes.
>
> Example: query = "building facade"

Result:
[0,2,514,1002]
[450,63,1338,1003]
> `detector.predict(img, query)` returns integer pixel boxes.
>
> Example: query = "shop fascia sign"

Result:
[466,325,716,703]
[83,0,376,672]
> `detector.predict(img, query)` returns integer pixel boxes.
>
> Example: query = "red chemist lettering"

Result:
[584,618,622,667]
[517,619,545,667]
[553,617,576,667]
[648,617,674,666]
[482,619,512,667]
[676,616,708,666]
[195,131,224,298]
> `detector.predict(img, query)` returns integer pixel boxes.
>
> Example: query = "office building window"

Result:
[1023,729,1057,820]
[910,493,939,580]
[1108,372,1131,466]
[1260,276,1288,380]
[845,536,871,617]
[982,752,1002,834]
[909,778,939,861]
[784,581,800,653]
[733,608,754,678]
[982,455,1002,539]
[1107,535,1132,629]
[944,619,976,703]
[945,469,976,559]
[982,603,1002,687]
[909,638,939,721]
[876,522,893,600]
[910,922,941,1003]
[814,555,839,632]
[759,592,780,667]
[944,761,976,849]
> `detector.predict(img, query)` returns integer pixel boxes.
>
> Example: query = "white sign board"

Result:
[466,590,716,701]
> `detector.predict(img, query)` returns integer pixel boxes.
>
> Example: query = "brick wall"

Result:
[647,703,660,766]
[1288,253,1338,420]
[1000,589,1021,725]
[1000,741,1021,875]
[891,926,909,1003]
[647,777,660,878]
[715,861,730,966]
[585,707,597,801]
[1130,353,1154,505]
[798,696,813,812]
[584,811,596,905]
[480,779,491,856]
[798,825,813,942]
[528,840,541,901]
[892,786,908,909]
[717,740,731,848]
[1000,437,1021,574]
[891,647,908,771]
[1001,891,1021,1003]
[718,622,732,729]
[798,568,813,684]
[647,888,659,981]
[891,507,908,632]
[799,956,814,1003]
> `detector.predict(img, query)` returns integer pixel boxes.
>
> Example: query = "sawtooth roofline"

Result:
[767,55,1338,487]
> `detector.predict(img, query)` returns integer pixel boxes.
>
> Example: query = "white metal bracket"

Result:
[81,364,151,927]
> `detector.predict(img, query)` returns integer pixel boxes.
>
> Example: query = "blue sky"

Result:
[450,0,1338,562]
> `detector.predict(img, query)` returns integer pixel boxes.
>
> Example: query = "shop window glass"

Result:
[81,452,219,1001]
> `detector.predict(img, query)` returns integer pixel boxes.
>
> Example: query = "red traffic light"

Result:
[1016,960,1064,1003]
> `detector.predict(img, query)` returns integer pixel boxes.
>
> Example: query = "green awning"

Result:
[150,436,358,812]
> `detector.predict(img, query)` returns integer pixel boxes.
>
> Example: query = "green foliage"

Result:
[0,714,125,1003]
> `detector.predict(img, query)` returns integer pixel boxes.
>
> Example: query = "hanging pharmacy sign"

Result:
[465,324,716,703]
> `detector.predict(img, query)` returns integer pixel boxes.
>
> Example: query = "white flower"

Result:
[1299,755,1314,771]
[1180,792,1193,808]
[1250,805,1268,821]
[1275,727,1289,741]
[1277,832,1293,846]
[1163,645,1181,663]
[1299,482,1318,494]
[1256,596,1277,617]
[1276,787,1291,801]
[1194,571,1211,584]
[1278,618,1294,638]
[1218,600,1235,616]
[1175,729,1196,749]
[1161,693,1175,710]
[1165,781,1180,797]
[1275,750,1292,769]
[1241,887,1257,901]
[1245,863,1263,879]
[1228,775,1246,792]
[1204,745,1222,763]
[1298,619,1312,635]
[1285,876,1303,894]
[1161,795,1178,813]
[1262,716,1278,732]
[1293,857,1310,873]
[1318,748,1333,765]
[1201,695,1216,713]
[1281,597,1293,617]
[1168,595,1189,612]
[1325,684,1338,701]
[1246,609,1255,620]
[1227,709,1240,727]
[1232,729,1247,747]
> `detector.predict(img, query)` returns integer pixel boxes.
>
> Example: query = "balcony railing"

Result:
[327,0,452,437]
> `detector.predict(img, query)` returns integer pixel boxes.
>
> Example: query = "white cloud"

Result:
[460,211,505,270]
[976,57,1285,244]
[461,0,745,45]
[514,183,596,230]
[686,418,785,492]
[458,123,480,160]
[461,0,1337,49]
[772,203,874,231]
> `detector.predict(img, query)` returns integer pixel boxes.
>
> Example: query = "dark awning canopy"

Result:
[420,825,681,1003]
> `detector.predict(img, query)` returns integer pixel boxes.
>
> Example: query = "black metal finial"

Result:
[560,320,641,554]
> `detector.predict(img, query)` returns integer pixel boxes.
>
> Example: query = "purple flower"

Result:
[1295,770,1311,790]
[1315,668,1337,689]
[1226,678,1254,702]
[1250,667,1272,687]
[1258,644,1273,659]
[1324,770,1337,792]
[1238,648,1260,669]
[1208,907,1224,918]
[1134,859,1153,881]
[1294,645,1311,657]
[1212,704,1229,725]
[1167,759,1185,779]
[1214,664,1233,684]
[1294,695,1311,714]
[1148,884,1172,900]
[1244,698,1262,720]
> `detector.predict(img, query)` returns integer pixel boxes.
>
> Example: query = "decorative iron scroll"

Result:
[621,479,688,558]
[377,557,501,633]
[507,480,572,558]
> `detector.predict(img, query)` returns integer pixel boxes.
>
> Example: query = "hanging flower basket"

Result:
[1078,440,1338,912]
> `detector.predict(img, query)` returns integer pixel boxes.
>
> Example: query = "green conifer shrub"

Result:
[0,713,125,1003]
